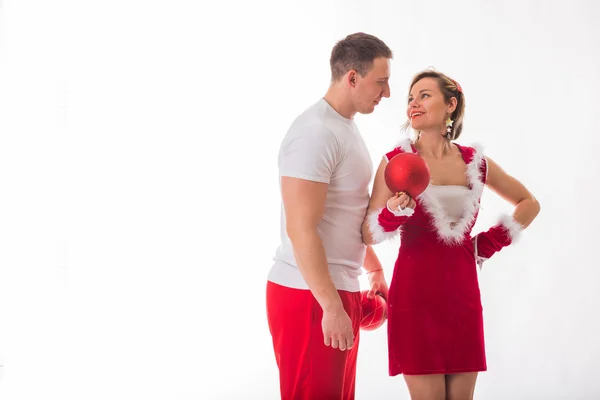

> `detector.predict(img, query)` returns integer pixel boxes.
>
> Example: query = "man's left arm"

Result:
[363,246,388,300]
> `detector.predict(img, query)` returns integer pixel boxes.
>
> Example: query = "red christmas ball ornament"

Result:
[384,153,430,198]
[360,290,387,331]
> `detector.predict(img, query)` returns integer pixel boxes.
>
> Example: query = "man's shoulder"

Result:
[288,99,328,128]
[284,104,338,144]
[284,121,336,147]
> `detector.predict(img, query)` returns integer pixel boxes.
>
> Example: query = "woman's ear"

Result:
[447,97,458,114]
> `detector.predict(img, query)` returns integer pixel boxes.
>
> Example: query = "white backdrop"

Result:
[0,0,599,399]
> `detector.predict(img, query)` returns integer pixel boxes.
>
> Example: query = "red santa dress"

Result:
[368,139,522,376]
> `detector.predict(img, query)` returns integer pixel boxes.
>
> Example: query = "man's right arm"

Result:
[281,176,354,351]
[278,125,354,351]
[281,176,342,312]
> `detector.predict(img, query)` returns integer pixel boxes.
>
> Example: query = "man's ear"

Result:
[348,71,357,87]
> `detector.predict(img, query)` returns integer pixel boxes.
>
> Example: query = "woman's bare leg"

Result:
[403,374,446,400]
[445,372,478,400]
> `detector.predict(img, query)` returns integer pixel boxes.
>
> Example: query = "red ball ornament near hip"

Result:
[360,290,387,331]
[384,153,431,198]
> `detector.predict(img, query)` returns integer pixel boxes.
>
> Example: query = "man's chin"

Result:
[358,105,376,115]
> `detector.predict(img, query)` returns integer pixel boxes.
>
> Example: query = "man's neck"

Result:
[323,85,355,120]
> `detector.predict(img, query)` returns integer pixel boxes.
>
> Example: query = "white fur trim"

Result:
[385,138,415,161]
[497,214,524,242]
[367,207,400,244]
[398,138,415,154]
[475,214,523,270]
[387,200,415,217]
[417,143,486,245]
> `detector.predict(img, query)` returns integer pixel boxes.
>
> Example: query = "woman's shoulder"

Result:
[453,141,488,184]
[384,137,416,161]
[453,141,486,165]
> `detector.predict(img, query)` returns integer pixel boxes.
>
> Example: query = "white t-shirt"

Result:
[267,98,373,292]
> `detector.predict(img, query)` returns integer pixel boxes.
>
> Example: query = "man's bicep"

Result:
[281,176,328,233]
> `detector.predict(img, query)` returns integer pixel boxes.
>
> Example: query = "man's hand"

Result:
[367,270,389,300]
[322,307,355,351]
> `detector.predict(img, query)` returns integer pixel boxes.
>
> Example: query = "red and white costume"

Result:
[369,139,523,376]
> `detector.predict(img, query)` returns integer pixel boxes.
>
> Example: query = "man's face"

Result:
[353,57,391,114]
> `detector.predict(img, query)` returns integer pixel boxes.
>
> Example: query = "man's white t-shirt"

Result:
[267,98,373,292]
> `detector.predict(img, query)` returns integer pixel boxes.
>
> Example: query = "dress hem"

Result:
[390,367,487,377]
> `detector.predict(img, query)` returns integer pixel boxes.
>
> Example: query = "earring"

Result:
[445,118,454,139]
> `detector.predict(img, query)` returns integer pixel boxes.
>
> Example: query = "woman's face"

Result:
[406,77,455,132]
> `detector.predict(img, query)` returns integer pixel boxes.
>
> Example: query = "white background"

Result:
[0,0,599,399]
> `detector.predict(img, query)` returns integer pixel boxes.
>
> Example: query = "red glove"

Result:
[367,200,414,244]
[474,214,523,268]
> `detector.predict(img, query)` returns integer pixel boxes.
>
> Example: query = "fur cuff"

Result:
[367,207,400,244]
[387,201,415,217]
[498,214,524,242]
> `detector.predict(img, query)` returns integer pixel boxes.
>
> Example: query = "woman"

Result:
[362,70,540,400]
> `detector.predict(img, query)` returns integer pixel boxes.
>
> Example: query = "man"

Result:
[266,32,394,399]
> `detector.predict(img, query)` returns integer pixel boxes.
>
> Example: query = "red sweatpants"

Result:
[266,281,362,400]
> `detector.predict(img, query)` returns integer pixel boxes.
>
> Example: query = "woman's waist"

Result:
[395,236,475,268]
[399,227,472,248]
